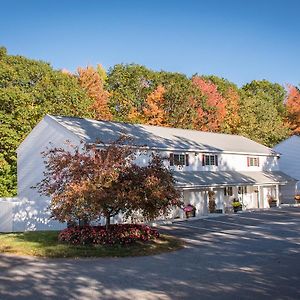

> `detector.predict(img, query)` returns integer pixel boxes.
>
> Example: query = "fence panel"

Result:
[0,200,13,232]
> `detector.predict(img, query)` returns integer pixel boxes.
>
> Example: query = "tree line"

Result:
[0,47,299,196]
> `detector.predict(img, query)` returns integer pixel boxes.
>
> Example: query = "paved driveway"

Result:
[1,207,300,300]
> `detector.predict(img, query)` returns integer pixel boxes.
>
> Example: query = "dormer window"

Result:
[202,154,218,166]
[170,153,189,166]
[247,157,259,167]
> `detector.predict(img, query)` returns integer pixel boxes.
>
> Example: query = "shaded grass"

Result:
[0,231,183,258]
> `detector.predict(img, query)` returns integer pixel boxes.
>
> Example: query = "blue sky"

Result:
[0,0,299,86]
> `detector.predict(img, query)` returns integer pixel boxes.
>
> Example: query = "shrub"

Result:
[58,224,160,245]
[232,201,241,208]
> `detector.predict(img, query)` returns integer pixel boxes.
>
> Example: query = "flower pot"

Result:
[186,209,196,218]
[184,205,196,218]
[233,207,239,213]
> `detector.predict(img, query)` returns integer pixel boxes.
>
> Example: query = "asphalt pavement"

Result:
[1,207,300,300]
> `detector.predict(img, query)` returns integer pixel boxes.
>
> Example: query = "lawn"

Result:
[0,231,183,258]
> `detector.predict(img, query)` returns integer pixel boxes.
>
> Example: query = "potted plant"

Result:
[232,199,241,213]
[267,195,277,207]
[295,195,300,204]
[183,204,196,218]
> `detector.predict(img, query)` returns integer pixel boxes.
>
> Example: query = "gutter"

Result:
[175,181,290,190]
[89,143,277,157]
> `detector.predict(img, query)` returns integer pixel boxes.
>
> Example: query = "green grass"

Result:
[0,231,183,258]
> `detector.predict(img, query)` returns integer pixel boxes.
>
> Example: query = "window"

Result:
[247,157,259,167]
[224,187,233,196]
[238,186,247,194]
[174,154,185,166]
[202,154,218,166]
[170,153,189,166]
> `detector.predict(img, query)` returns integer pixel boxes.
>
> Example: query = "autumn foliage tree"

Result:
[36,136,181,230]
[142,85,167,126]
[202,75,241,134]
[286,84,300,134]
[191,77,227,132]
[222,87,240,133]
[77,65,112,121]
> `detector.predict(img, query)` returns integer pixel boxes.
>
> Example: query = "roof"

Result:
[47,115,276,155]
[173,171,296,188]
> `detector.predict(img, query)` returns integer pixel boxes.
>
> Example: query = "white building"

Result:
[0,115,296,232]
[273,135,300,202]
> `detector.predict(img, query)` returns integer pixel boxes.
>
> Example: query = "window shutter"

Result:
[202,154,205,166]
[170,153,174,166]
[215,155,218,166]
[185,154,189,166]
[247,157,250,167]
[257,157,260,167]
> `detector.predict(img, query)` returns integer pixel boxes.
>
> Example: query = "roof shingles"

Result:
[49,115,276,155]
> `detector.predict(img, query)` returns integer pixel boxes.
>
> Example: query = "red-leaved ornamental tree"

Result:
[36,136,181,230]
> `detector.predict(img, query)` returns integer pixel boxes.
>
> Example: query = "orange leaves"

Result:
[143,85,167,126]
[126,85,168,126]
[191,77,227,132]
[128,106,145,123]
[223,87,240,133]
[286,84,300,134]
[77,65,112,121]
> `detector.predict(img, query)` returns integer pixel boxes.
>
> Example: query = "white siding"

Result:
[273,136,300,201]
[17,116,80,231]
[274,136,300,181]
[139,150,279,172]
[279,183,296,204]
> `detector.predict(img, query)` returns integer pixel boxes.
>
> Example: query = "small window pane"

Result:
[179,154,185,165]
[205,156,210,165]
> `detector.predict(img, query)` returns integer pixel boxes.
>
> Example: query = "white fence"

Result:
[0,197,66,232]
[0,197,32,232]
[0,199,14,232]
[0,198,23,232]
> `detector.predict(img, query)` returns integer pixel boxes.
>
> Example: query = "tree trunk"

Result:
[105,215,110,231]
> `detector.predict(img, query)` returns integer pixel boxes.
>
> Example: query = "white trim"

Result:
[90,143,277,157]
[177,182,289,190]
